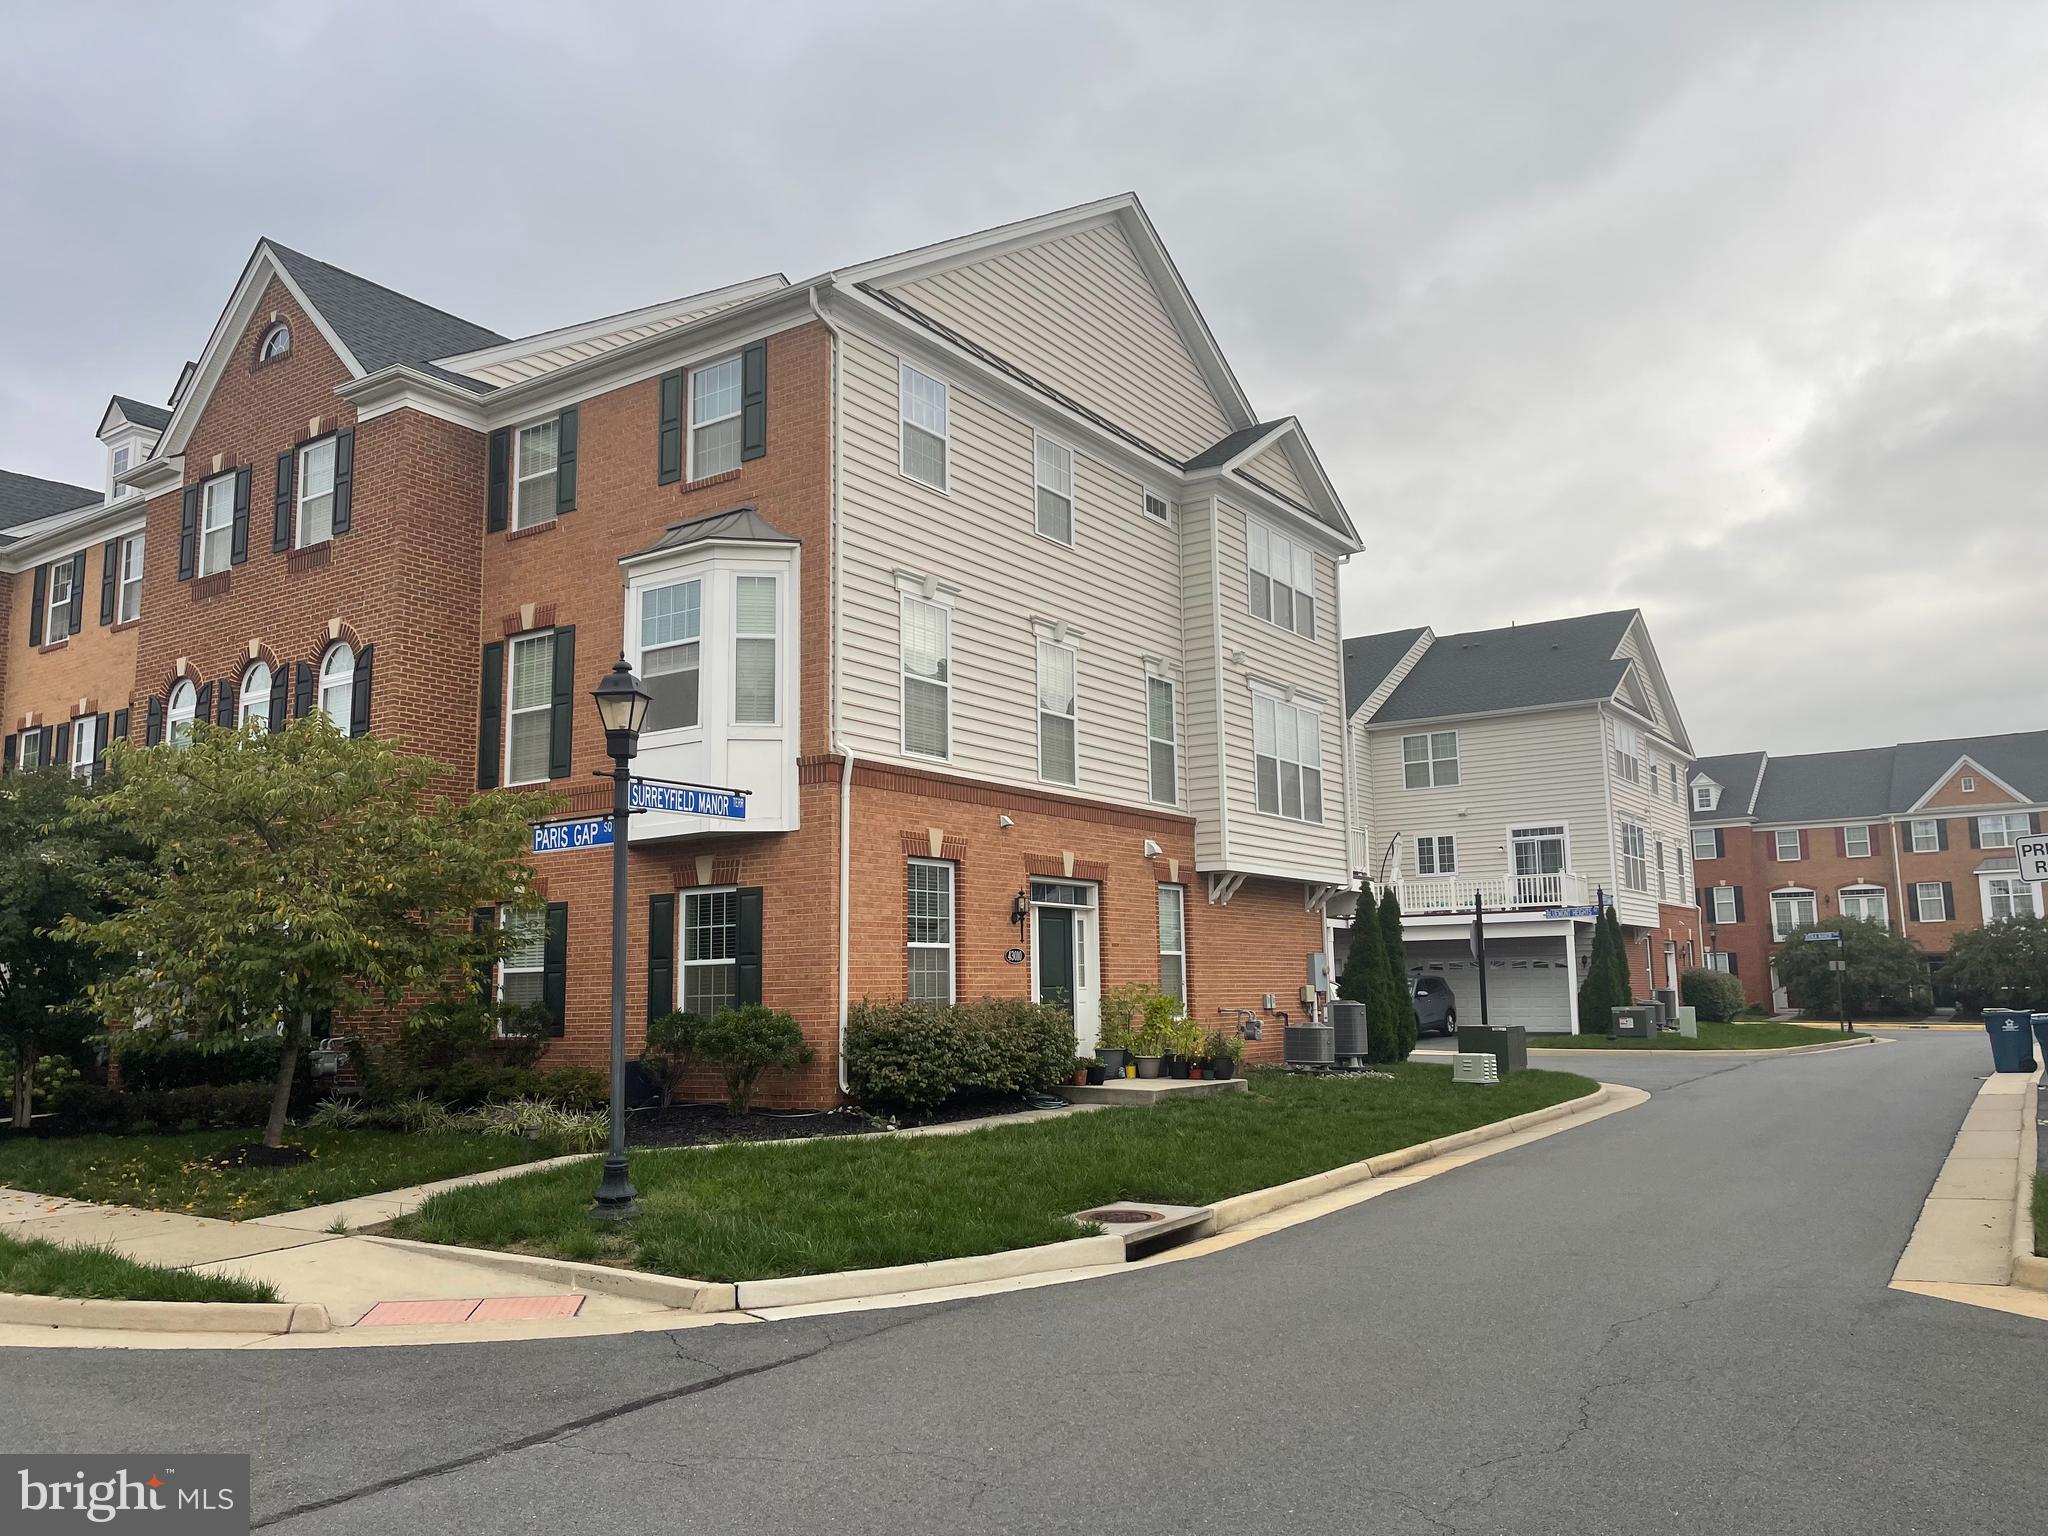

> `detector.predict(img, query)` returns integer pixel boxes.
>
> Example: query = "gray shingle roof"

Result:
[1699,732,2048,823]
[1342,627,1427,714]
[266,242,506,389]
[109,395,172,431]
[1184,421,1288,471]
[0,468,101,539]
[623,507,797,563]
[1689,751,1766,816]
[1362,610,1640,724]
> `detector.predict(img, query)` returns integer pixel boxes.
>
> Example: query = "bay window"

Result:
[641,579,702,732]
[733,576,778,724]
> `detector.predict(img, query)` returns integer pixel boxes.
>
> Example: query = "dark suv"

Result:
[1411,974,1457,1035]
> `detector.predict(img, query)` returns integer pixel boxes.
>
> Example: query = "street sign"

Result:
[532,815,613,854]
[1544,904,1604,920]
[2017,834,2048,883]
[1828,960,1847,972]
[628,779,747,820]
[1803,930,1841,942]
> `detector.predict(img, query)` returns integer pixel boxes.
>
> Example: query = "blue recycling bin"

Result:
[1983,1009,2035,1073]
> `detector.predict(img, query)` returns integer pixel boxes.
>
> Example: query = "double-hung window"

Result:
[318,643,356,732]
[1978,813,2031,849]
[1910,818,1939,853]
[109,444,131,496]
[297,437,337,546]
[498,909,546,1013]
[900,596,950,759]
[690,356,743,480]
[1656,840,1669,900]
[166,680,198,747]
[1771,889,1817,941]
[1711,886,1737,925]
[906,860,955,1005]
[198,474,235,576]
[899,364,949,489]
[1844,824,1871,858]
[641,579,702,732]
[1840,886,1888,924]
[240,662,272,731]
[1037,640,1078,785]
[1693,784,1714,811]
[1146,675,1177,804]
[1402,731,1459,789]
[45,558,74,641]
[69,715,98,780]
[733,576,778,725]
[1254,694,1323,822]
[681,889,739,1017]
[1692,825,1718,861]
[1774,829,1802,861]
[1915,882,1948,922]
[513,419,558,530]
[17,732,42,770]
[117,532,144,623]
[1986,878,2039,922]
[1247,520,1315,638]
[1158,885,1187,1005]
[505,632,555,784]
[1612,720,1642,784]
[1619,819,1648,892]
[1416,835,1456,876]
[1034,435,1074,544]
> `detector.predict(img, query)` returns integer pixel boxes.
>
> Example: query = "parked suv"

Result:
[1411,974,1457,1035]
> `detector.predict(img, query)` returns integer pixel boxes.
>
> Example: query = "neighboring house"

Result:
[1690,733,2048,1008]
[1332,610,1702,1033]
[0,193,1363,1104]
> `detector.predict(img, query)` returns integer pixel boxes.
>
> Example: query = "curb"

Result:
[355,1236,739,1312]
[1524,1036,1874,1059]
[732,1234,1127,1310]
[0,1293,330,1335]
[2012,1074,2047,1295]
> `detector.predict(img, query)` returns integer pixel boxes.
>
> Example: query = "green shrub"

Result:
[51,1081,273,1135]
[643,1010,706,1107]
[118,1034,295,1092]
[1680,968,1745,1023]
[846,998,1075,1114]
[695,1006,813,1113]
[0,1050,85,1105]
[353,1000,597,1111]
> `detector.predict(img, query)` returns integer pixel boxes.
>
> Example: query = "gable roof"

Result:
[1359,610,1644,725]
[1343,627,1429,714]
[0,468,100,540]
[105,395,172,433]
[266,242,506,389]
[1185,422,1289,471]
[1691,731,2048,824]
[1690,752,1766,816]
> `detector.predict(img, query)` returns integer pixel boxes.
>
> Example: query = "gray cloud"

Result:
[3,0,2043,754]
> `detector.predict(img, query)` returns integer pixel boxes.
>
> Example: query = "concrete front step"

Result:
[1056,1076,1249,1105]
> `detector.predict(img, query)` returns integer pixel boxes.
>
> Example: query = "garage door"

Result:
[1407,946,1574,1034]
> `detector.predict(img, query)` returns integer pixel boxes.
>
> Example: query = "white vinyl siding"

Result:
[906,860,955,1005]
[505,633,554,784]
[1244,440,1310,504]
[900,595,951,759]
[1037,639,1078,785]
[513,419,558,530]
[689,355,743,479]
[1146,674,1177,804]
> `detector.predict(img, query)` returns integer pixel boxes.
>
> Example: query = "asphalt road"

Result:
[9,1031,2045,1535]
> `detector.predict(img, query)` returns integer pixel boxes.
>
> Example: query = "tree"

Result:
[64,719,551,1148]
[1578,908,1624,1035]
[0,767,129,1127]
[1376,885,1419,1061]
[1772,916,1928,1019]
[1605,908,1635,1007]
[1943,916,2048,1012]
[1339,883,1402,1062]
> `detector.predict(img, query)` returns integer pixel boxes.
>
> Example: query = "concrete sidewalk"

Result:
[1891,1064,2040,1293]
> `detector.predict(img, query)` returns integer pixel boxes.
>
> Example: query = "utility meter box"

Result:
[1611,1006,1657,1040]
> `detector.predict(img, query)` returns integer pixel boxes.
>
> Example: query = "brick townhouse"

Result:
[1689,732,2048,1008]
[0,193,1364,1105]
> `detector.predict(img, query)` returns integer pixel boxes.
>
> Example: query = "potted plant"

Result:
[1071,1058,1091,1086]
[1205,1027,1243,1080]
[1096,1005,1136,1078]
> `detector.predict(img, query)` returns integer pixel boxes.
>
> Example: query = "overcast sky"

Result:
[4,1,2044,757]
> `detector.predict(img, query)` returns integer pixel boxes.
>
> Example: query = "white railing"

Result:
[1387,871,1590,914]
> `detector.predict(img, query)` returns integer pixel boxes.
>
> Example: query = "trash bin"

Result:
[1983,1009,2035,1073]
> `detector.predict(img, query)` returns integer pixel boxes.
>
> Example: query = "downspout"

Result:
[1888,816,1906,936]
[809,284,854,1093]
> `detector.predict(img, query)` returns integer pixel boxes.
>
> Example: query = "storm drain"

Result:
[1072,1202,1214,1258]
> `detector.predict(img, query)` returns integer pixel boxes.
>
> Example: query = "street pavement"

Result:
[7,1031,2046,1534]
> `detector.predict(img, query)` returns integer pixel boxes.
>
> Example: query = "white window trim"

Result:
[898,591,953,762]
[117,532,144,623]
[1036,636,1080,787]
[1416,833,1457,877]
[1612,720,1642,785]
[240,662,272,732]
[1508,821,1573,880]
[1246,516,1315,639]
[45,557,74,641]
[1141,486,1172,526]
[679,886,740,1017]
[1145,669,1178,806]
[1914,881,1947,923]
[898,362,949,493]
[512,419,558,531]
[497,906,545,1015]
[1692,825,1718,861]
[1033,432,1075,547]
[295,436,337,549]
[1252,687,1325,824]
[1158,883,1187,1005]
[1960,775,1976,792]
[1711,886,1737,924]
[1981,874,2043,923]
[636,575,704,740]
[731,574,780,727]
[1977,813,2031,849]
[1401,730,1460,789]
[68,715,98,780]
[259,322,291,361]
[623,551,800,758]
[1619,817,1648,892]
[198,472,236,577]
[687,353,743,483]
[318,642,356,733]
[503,631,554,785]
[1910,818,1939,853]
[1693,783,1716,811]
[1770,887,1818,942]
[166,680,198,747]
[906,858,956,1006]
[1774,829,1802,861]
[1839,885,1888,925]
[1844,824,1871,858]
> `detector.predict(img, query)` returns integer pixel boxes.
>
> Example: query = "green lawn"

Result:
[1528,1020,1865,1051]
[390,1064,1596,1283]
[0,1231,279,1303]
[0,1129,568,1220]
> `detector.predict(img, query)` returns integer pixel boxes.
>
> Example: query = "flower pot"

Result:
[1134,1055,1164,1079]
[1168,1056,1191,1079]
[1085,1063,1106,1085]
[1072,1067,1089,1086]
[1096,1048,1129,1076]
[1208,1057,1234,1079]
[1188,1066,1204,1079]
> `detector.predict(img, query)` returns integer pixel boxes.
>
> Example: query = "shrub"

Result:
[643,1011,706,1107]
[695,1006,813,1113]
[846,998,1075,1114]
[1680,968,1745,1024]
[353,1000,599,1112]
[1102,983,1179,1058]
[118,1034,293,1092]
[457,1098,609,1152]
[50,1081,272,1135]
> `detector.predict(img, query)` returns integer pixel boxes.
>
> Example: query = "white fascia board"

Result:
[338,367,491,430]
[122,455,184,499]
[431,274,793,375]
[1905,755,2029,811]
[1617,613,1693,757]
[1194,472,1355,557]
[1193,853,1352,886]
[1365,699,1604,734]
[1350,629,1437,725]
[0,502,149,573]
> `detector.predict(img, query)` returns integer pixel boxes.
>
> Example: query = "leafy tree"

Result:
[1772,916,1928,1019]
[63,719,551,1148]
[1376,885,1418,1061]
[0,767,129,1127]
[1933,916,2048,1012]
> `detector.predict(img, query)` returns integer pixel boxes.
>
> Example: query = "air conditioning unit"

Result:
[1283,1023,1335,1066]
[1329,1001,1369,1065]
[1452,1052,1500,1085]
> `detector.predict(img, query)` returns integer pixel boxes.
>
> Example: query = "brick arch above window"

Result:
[297,618,366,662]
[155,659,203,699]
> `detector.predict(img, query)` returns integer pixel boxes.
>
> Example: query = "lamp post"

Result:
[591,657,651,1223]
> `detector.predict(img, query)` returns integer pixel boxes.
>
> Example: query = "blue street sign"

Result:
[1803,930,1841,942]
[1544,904,1604,920]
[532,816,614,854]
[628,780,747,820]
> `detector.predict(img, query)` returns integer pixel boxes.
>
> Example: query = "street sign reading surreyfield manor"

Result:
[628,780,747,819]
[2017,834,2048,883]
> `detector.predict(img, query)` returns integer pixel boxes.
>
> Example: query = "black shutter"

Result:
[541,902,568,1037]
[99,541,118,625]
[473,909,496,1002]
[548,626,575,780]
[1731,887,1745,923]
[1967,817,1980,849]
[1936,819,1950,851]
[91,714,110,777]
[487,428,510,532]
[2032,813,2042,835]
[735,887,763,1006]
[1941,882,1955,921]
[66,550,84,636]
[27,564,46,646]
[647,893,677,1023]
[111,708,128,748]
[657,370,684,484]
[740,342,767,461]
[194,682,213,725]
[230,465,251,565]
[273,449,295,552]
[1714,828,1725,858]
[478,641,504,789]
[216,679,237,727]
[178,486,198,580]
[52,721,71,769]
[268,673,288,734]
[145,697,164,746]
[1727,952,1739,977]
[349,644,373,737]
[331,428,355,535]
[294,662,314,719]
[554,407,578,514]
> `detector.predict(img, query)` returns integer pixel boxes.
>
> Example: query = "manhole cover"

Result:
[1079,1207,1161,1224]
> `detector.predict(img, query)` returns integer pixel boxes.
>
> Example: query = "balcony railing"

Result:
[1387,871,1590,915]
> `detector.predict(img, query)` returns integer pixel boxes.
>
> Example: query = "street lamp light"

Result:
[590,657,651,1223]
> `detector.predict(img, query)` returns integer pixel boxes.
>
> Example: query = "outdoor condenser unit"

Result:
[1283,1022,1336,1066]
[1329,1000,1369,1065]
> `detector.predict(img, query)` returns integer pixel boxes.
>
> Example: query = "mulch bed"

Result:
[202,1142,314,1169]
[625,1095,1047,1149]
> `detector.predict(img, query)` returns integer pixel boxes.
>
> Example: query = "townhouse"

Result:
[0,194,1361,1105]
[1333,610,1702,1032]
[1690,732,2048,1008]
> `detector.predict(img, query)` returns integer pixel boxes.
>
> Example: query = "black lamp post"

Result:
[591,657,651,1223]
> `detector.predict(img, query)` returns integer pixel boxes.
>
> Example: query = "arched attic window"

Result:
[258,323,291,362]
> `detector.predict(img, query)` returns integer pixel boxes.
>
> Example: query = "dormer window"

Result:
[1692,781,1718,812]
[109,444,131,498]
[259,323,291,362]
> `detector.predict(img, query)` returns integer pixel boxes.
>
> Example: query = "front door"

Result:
[1510,825,1568,906]
[1032,880,1102,1052]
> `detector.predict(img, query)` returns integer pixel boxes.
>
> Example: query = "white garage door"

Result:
[1406,943,1574,1034]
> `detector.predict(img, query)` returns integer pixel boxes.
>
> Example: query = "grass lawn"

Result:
[390,1064,1596,1283]
[1528,1019,1865,1051]
[0,1129,569,1220]
[0,1231,278,1304]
